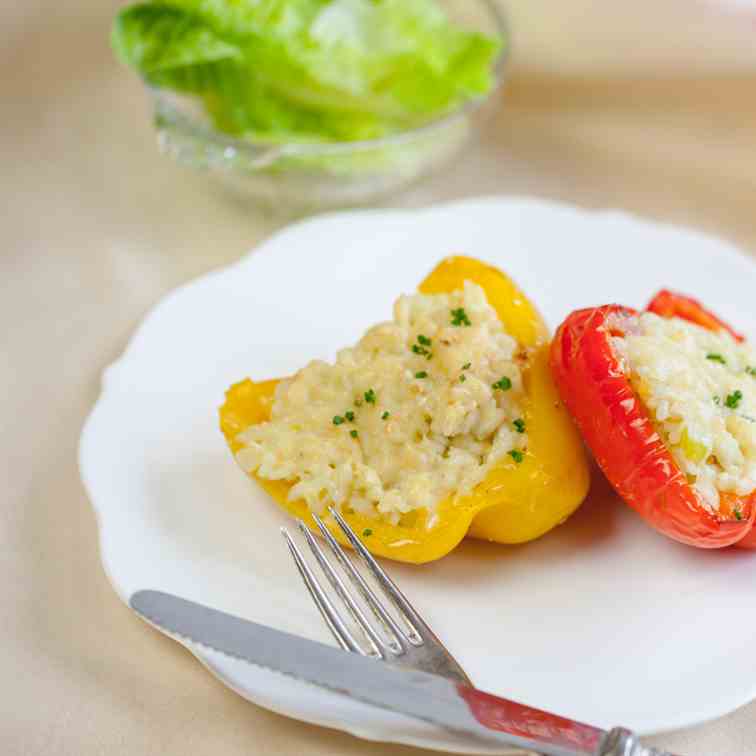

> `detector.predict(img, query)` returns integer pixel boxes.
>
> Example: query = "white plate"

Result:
[80,197,756,754]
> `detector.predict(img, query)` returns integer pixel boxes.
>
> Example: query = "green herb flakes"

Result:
[364,389,376,405]
[513,418,526,433]
[332,415,345,426]
[345,411,355,422]
[725,390,743,409]
[508,449,524,464]
[350,429,359,439]
[381,411,390,420]
[415,371,428,379]
[492,376,512,392]
[706,353,727,364]
[450,308,471,327]
[412,335,433,359]
[362,528,373,537]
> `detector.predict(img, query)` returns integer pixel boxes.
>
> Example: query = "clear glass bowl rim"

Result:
[150,0,509,165]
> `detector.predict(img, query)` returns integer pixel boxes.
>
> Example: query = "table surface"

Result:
[4,2,756,755]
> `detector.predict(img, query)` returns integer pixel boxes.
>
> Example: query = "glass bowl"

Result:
[150,0,508,212]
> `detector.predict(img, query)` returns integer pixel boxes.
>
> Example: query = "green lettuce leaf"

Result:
[112,4,243,76]
[165,0,328,41]
[112,0,504,143]
[202,75,392,141]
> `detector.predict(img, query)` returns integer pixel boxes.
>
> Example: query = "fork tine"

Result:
[281,527,364,655]
[311,513,407,654]
[328,507,434,646]
[296,520,385,658]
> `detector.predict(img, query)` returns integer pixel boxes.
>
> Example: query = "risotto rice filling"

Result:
[234,282,529,525]
[611,312,756,512]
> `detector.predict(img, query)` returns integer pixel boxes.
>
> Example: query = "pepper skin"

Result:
[550,303,755,549]
[646,290,756,549]
[419,258,590,546]
[647,289,745,343]
[220,257,590,563]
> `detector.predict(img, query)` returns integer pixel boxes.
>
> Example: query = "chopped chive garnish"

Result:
[450,307,471,327]
[362,528,373,537]
[415,371,428,379]
[706,353,727,364]
[345,411,355,422]
[332,415,345,426]
[492,376,512,391]
[350,429,359,438]
[713,396,721,405]
[459,374,466,383]
[734,508,743,521]
[382,411,390,420]
[725,390,743,409]
[364,388,376,405]
[461,362,471,371]
[412,335,433,359]
[513,418,526,433]
[508,449,524,464]
[747,366,756,377]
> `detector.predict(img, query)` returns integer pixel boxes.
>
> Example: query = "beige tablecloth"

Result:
[3,2,756,754]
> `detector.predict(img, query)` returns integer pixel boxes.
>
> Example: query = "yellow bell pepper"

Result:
[219,256,589,563]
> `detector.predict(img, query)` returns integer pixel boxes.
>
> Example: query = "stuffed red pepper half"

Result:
[551,290,756,548]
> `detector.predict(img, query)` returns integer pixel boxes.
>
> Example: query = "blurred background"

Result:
[4,0,756,258]
[2,3,756,755]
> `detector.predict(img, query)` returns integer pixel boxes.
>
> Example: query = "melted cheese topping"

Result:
[613,312,756,511]
[234,282,528,524]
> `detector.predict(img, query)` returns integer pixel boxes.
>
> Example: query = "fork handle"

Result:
[596,727,678,756]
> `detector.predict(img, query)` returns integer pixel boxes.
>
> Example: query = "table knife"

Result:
[130,590,679,756]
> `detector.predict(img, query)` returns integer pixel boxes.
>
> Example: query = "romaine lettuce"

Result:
[112,0,503,143]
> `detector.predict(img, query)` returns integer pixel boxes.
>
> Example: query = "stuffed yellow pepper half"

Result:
[220,257,589,563]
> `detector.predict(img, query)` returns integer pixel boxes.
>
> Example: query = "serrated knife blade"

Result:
[130,590,675,756]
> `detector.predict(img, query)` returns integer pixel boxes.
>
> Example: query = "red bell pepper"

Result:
[647,289,745,343]
[550,301,756,549]
[647,290,756,549]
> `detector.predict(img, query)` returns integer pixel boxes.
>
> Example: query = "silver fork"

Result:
[281,512,678,756]
[281,506,471,685]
